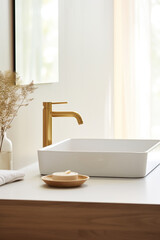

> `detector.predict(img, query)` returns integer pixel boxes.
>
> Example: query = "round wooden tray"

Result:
[41,174,89,188]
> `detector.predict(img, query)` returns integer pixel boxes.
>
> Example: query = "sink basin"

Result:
[38,139,160,177]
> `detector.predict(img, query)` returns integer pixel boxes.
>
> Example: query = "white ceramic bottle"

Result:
[0,132,13,170]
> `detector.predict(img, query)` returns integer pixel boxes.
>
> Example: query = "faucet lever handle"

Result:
[51,102,68,105]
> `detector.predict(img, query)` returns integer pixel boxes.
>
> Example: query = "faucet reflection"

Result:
[43,102,83,147]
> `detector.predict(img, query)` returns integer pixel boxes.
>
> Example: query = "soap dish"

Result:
[41,174,89,188]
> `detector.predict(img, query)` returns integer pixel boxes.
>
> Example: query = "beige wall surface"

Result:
[0,0,114,169]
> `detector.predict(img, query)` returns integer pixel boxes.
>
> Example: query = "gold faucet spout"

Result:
[51,111,83,125]
[43,102,83,147]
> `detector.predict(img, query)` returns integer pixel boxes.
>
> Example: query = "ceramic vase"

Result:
[0,132,13,170]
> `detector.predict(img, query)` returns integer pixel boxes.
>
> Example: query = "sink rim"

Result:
[38,138,160,154]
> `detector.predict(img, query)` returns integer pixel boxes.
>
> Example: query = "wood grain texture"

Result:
[0,200,160,240]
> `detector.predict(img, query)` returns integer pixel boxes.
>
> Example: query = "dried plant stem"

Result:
[6,96,25,131]
[0,130,4,152]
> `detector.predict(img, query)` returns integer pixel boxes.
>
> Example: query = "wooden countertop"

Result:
[0,162,160,240]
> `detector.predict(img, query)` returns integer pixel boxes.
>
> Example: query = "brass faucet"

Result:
[43,102,83,147]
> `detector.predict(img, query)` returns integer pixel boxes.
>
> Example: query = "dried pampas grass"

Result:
[0,70,36,151]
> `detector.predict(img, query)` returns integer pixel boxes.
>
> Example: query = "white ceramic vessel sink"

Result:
[38,139,160,177]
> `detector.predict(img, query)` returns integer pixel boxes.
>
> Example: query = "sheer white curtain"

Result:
[114,0,151,139]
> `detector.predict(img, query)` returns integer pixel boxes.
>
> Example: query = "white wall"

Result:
[0,0,114,169]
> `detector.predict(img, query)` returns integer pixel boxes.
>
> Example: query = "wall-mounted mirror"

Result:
[14,0,59,85]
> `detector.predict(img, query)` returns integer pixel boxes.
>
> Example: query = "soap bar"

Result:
[52,170,78,180]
